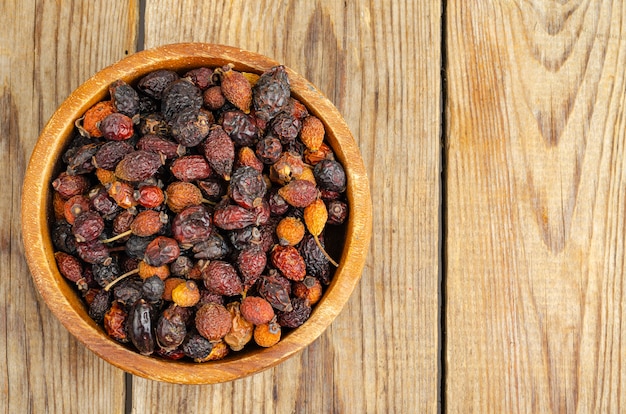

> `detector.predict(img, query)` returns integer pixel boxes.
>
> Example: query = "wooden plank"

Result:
[1,1,138,412]
[446,1,626,412]
[135,1,441,412]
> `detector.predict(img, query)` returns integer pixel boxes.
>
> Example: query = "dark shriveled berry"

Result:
[109,79,140,118]
[252,65,290,122]
[115,150,163,182]
[221,110,259,147]
[137,69,180,99]
[89,289,111,324]
[313,159,346,193]
[73,211,105,243]
[170,107,212,147]
[182,331,213,360]
[161,79,203,122]
[93,141,134,170]
[128,299,155,355]
[277,297,311,328]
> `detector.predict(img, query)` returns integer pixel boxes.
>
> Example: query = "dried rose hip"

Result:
[270,113,301,144]
[144,236,180,266]
[99,113,134,141]
[221,110,259,147]
[216,65,252,114]
[170,155,212,182]
[293,276,323,305]
[201,126,235,180]
[137,69,180,99]
[252,65,290,121]
[258,271,292,312]
[108,181,137,209]
[271,245,306,281]
[65,143,99,175]
[277,297,311,328]
[54,251,83,283]
[136,134,183,160]
[64,194,91,225]
[254,320,281,347]
[203,85,226,110]
[326,199,348,225]
[185,67,214,90]
[129,299,155,355]
[299,115,325,152]
[278,179,318,208]
[110,79,140,118]
[237,246,266,289]
[171,205,213,248]
[314,159,346,193]
[156,303,188,351]
[195,302,232,342]
[52,172,89,199]
[115,150,163,182]
[202,260,242,296]
[192,233,230,260]
[230,166,266,209]
[135,185,164,209]
[224,301,253,351]
[72,211,105,243]
[236,146,264,173]
[104,301,129,343]
[170,107,212,147]
[161,78,203,122]
[212,200,258,230]
[165,181,204,213]
[93,141,134,170]
[240,296,274,325]
[255,136,282,164]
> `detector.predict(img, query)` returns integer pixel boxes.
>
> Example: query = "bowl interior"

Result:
[21,43,372,384]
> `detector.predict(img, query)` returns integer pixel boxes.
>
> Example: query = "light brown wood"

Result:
[21,43,372,384]
[130,0,442,412]
[446,1,626,412]
[1,1,137,413]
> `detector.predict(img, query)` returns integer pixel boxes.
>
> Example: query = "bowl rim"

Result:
[21,42,372,384]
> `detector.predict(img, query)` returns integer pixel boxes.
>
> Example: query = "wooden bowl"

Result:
[21,43,372,384]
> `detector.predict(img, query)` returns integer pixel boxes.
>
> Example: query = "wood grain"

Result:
[446,1,626,412]
[1,1,138,412]
[134,1,441,413]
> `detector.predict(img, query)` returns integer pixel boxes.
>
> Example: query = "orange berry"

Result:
[276,216,305,246]
[171,281,201,307]
[165,181,203,213]
[82,100,115,138]
[300,115,325,152]
[138,261,170,280]
[162,277,186,301]
[295,166,316,185]
[254,320,281,347]
[95,168,116,185]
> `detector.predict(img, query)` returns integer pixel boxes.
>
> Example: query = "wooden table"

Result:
[3,1,624,412]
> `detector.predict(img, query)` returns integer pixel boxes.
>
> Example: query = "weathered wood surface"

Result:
[446,1,626,412]
[1,1,138,413]
[3,0,441,413]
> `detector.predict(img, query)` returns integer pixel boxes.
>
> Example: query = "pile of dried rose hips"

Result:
[50,63,349,361]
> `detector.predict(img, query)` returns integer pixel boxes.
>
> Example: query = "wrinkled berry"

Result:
[202,261,242,296]
[195,302,232,342]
